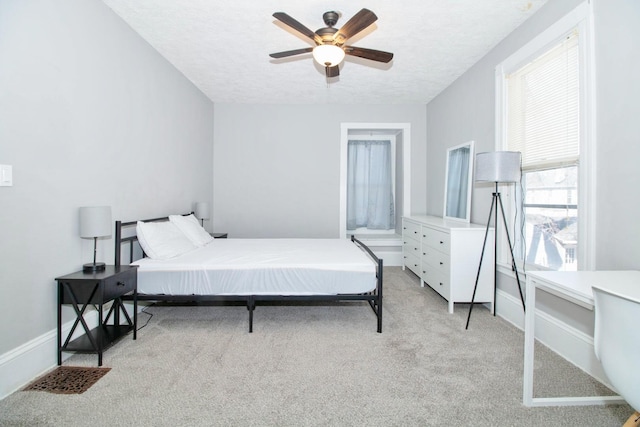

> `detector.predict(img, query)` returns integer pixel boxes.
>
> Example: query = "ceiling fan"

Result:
[269,8,394,78]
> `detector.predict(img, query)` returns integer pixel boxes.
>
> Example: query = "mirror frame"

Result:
[443,140,475,223]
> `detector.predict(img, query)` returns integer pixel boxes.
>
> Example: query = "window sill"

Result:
[496,261,528,283]
[497,260,558,282]
[349,233,403,247]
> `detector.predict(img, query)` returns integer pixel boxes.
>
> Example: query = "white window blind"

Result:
[506,31,580,170]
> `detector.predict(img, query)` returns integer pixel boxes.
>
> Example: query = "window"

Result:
[346,137,395,233]
[522,166,578,270]
[496,3,594,272]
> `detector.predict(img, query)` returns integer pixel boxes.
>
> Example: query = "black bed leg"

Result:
[247,297,255,333]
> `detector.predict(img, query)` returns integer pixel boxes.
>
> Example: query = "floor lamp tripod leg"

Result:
[465,194,496,329]
[496,193,526,311]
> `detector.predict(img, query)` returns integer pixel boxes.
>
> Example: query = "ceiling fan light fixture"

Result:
[312,44,345,67]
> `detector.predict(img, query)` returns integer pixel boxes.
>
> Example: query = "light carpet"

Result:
[0,267,632,426]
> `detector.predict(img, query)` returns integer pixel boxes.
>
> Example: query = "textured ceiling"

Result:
[100,0,547,104]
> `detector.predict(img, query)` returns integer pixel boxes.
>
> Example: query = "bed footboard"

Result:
[351,235,383,333]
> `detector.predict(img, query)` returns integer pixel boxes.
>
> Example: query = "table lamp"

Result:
[195,202,210,227]
[79,206,112,272]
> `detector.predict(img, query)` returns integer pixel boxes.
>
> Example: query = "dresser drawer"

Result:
[421,245,435,263]
[103,268,136,301]
[423,250,449,278]
[403,252,421,276]
[402,220,421,240]
[403,238,421,258]
[422,269,450,298]
[422,227,450,254]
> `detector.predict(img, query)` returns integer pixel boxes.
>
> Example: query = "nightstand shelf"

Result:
[56,265,138,366]
[63,325,133,353]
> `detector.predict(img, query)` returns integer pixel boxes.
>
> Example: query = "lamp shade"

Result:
[312,44,345,67]
[195,202,210,220]
[475,151,521,183]
[79,206,112,238]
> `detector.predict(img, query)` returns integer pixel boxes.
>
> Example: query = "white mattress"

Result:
[131,238,377,296]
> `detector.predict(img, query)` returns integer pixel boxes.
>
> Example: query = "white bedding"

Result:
[131,238,377,296]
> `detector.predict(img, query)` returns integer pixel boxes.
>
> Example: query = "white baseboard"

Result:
[353,236,402,266]
[496,289,611,386]
[0,311,99,401]
[375,250,402,266]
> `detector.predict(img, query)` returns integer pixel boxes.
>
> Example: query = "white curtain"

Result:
[445,146,470,219]
[347,140,395,230]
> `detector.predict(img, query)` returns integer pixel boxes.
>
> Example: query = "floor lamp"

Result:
[465,151,526,329]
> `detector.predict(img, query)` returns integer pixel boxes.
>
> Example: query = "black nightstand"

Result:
[211,232,228,238]
[56,265,138,366]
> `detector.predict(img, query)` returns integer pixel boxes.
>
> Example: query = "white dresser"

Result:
[402,215,494,313]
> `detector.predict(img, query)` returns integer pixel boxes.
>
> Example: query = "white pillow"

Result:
[136,220,197,260]
[169,214,214,247]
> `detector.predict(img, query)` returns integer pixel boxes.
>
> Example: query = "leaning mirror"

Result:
[443,141,474,222]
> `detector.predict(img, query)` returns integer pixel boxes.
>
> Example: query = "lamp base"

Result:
[83,262,106,273]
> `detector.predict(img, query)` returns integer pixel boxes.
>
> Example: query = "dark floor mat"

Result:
[23,366,110,394]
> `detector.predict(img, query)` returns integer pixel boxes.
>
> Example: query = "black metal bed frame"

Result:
[114,215,383,333]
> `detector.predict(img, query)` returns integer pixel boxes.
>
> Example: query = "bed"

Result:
[115,214,383,333]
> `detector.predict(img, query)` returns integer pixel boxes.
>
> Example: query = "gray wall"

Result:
[0,0,214,355]
[593,0,640,270]
[425,0,640,331]
[427,0,585,224]
[213,104,427,238]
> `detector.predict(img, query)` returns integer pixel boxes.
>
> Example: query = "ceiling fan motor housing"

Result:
[316,26,338,43]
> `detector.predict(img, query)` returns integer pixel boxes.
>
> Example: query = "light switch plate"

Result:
[0,165,13,186]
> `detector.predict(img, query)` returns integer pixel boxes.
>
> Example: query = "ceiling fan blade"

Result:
[344,46,393,63]
[333,8,378,45]
[273,12,322,45]
[325,65,340,78]
[269,47,314,59]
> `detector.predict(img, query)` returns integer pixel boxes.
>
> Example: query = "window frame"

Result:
[339,123,411,239]
[494,1,596,273]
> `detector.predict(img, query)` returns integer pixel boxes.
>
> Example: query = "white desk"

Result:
[523,270,639,407]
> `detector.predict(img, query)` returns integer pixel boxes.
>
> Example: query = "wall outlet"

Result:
[0,165,13,186]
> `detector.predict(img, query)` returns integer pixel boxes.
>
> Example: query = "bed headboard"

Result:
[114,213,192,266]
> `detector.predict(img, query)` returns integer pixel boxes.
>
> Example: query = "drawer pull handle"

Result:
[440,241,444,244]
[439,262,443,265]
[439,282,443,286]
[117,281,126,287]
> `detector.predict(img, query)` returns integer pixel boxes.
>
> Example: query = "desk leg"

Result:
[522,277,626,407]
[523,276,536,406]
